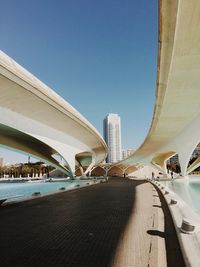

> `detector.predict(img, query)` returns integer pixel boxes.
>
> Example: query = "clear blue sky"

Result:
[0,0,158,164]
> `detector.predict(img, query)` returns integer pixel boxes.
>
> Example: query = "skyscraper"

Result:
[103,113,122,163]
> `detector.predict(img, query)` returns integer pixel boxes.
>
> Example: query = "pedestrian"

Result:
[152,172,155,180]
[171,171,173,179]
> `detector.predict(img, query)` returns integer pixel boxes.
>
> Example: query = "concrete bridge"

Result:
[2,0,200,179]
[115,0,200,177]
[0,51,107,178]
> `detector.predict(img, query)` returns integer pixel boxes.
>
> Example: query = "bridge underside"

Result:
[0,123,72,177]
[114,0,200,178]
[0,51,107,178]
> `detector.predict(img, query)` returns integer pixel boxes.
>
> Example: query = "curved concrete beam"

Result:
[108,166,123,177]
[0,51,107,176]
[91,166,106,176]
[0,123,71,176]
[116,0,200,175]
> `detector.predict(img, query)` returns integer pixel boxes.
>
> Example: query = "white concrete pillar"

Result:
[83,156,96,176]
[186,157,200,175]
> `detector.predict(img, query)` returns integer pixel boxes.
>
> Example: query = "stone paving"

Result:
[0,178,185,267]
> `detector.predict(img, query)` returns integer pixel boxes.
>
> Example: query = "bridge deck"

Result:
[0,178,185,267]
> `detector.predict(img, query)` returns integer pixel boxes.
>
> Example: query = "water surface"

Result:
[0,179,94,203]
[163,176,200,214]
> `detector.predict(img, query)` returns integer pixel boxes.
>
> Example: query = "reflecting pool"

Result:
[163,176,200,214]
[0,179,95,203]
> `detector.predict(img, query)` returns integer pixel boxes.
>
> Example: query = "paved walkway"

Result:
[0,178,185,267]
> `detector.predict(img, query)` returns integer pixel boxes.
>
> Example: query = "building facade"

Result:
[122,149,135,160]
[103,113,122,163]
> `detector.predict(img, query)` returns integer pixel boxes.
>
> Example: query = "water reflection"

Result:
[163,176,200,214]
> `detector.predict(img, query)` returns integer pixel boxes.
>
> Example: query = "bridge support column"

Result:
[103,166,111,177]
[83,157,96,177]
[150,162,169,179]
[177,142,199,177]
[186,157,200,175]
[88,166,96,177]
[30,136,82,179]
[78,166,85,176]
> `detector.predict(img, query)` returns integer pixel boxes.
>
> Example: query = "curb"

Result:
[149,179,200,267]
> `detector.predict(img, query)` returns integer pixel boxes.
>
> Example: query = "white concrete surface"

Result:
[115,0,200,177]
[0,51,107,177]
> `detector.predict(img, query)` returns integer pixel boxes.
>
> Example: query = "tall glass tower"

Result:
[103,113,122,163]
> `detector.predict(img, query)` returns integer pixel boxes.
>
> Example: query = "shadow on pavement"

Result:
[0,177,146,267]
[147,229,165,238]
[150,185,186,267]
